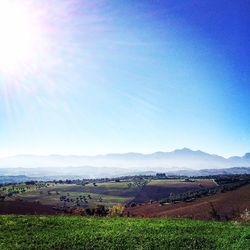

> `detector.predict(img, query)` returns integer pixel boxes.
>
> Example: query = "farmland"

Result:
[0,175,249,221]
[0,178,216,213]
[0,215,249,250]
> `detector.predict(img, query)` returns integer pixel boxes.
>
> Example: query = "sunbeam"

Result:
[0,1,41,75]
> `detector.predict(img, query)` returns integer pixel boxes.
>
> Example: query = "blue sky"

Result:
[0,0,250,157]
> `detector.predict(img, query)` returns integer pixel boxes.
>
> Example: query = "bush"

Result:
[130,202,136,207]
[108,204,125,217]
[240,209,250,222]
[84,205,108,217]
[71,208,85,216]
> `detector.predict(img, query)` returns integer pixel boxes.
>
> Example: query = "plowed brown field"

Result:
[0,201,61,215]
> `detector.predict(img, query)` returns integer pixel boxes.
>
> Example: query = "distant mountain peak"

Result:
[175,147,192,152]
[173,148,205,155]
[243,153,250,159]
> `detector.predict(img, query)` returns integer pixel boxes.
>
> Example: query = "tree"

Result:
[209,202,220,220]
[156,173,166,179]
[93,205,107,216]
[0,195,6,202]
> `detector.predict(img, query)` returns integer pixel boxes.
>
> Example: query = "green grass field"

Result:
[0,215,249,250]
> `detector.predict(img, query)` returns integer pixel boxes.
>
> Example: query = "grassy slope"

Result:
[0,216,249,250]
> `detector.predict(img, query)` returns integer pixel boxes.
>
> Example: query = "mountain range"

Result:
[1,148,250,173]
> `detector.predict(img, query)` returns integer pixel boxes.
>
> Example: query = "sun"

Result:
[0,1,38,74]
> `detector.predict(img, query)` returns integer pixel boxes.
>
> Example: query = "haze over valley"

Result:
[1,148,250,179]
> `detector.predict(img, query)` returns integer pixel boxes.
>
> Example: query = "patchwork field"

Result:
[0,215,249,250]
[0,179,216,212]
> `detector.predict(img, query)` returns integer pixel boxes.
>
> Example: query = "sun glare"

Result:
[0,1,38,74]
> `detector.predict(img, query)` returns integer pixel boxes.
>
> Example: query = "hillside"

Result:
[0,216,249,250]
[126,184,250,220]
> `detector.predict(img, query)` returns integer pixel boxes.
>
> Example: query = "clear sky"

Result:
[0,0,250,157]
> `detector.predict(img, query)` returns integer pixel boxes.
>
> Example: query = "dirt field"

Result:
[125,184,250,220]
[0,201,60,215]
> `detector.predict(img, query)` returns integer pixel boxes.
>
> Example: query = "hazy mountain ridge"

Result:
[1,148,250,171]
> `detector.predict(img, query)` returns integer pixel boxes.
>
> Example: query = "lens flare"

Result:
[0,1,39,74]
[0,0,82,111]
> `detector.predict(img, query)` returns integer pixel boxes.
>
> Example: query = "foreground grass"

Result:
[0,216,249,250]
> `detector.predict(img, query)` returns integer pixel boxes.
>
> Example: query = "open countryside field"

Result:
[126,184,250,220]
[0,215,249,250]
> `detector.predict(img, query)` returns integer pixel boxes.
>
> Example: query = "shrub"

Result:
[130,202,136,207]
[71,208,85,216]
[108,204,125,217]
[84,205,108,217]
[240,208,250,222]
